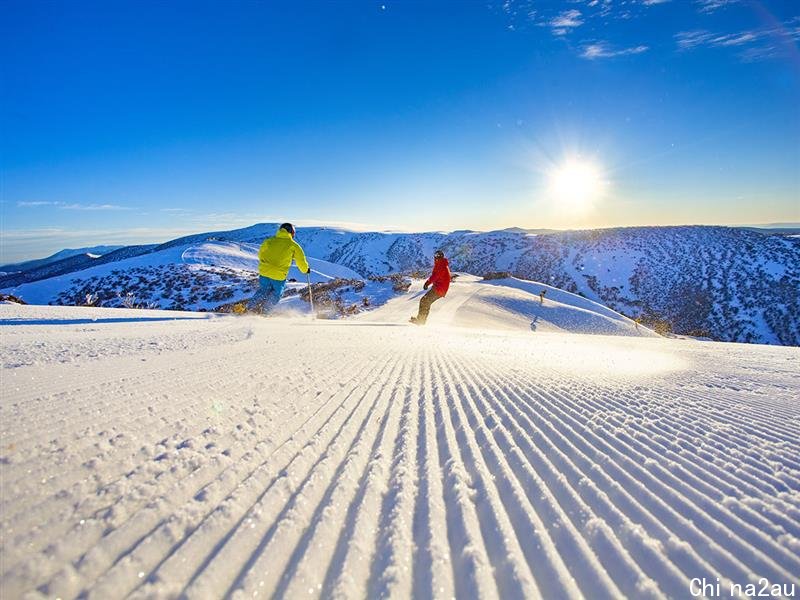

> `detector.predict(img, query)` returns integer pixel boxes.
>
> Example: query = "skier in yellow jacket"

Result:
[246,223,310,313]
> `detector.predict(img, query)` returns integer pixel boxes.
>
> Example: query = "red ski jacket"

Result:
[426,257,451,296]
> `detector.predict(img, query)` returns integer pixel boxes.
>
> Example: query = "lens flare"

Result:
[548,160,605,214]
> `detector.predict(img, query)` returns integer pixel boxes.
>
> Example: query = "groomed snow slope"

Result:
[1,304,799,599]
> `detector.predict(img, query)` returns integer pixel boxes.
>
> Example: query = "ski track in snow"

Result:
[1,304,799,599]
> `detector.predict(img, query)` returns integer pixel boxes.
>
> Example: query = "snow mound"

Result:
[358,274,656,337]
[181,241,260,272]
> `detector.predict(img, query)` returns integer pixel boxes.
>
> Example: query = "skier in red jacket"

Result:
[410,249,450,325]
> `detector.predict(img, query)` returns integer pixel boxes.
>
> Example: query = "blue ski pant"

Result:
[247,276,286,313]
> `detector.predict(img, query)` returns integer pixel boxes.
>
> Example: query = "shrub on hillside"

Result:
[483,271,512,280]
[0,294,26,304]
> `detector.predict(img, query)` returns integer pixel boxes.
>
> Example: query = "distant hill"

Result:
[0,245,124,274]
[2,224,798,345]
[0,245,157,288]
[737,222,800,229]
[738,226,800,236]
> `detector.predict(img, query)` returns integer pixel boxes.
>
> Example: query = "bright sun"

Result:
[548,160,604,214]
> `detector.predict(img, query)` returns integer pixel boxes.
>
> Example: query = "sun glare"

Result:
[548,160,604,214]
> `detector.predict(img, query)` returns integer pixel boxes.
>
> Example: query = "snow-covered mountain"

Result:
[0,241,652,339]
[2,241,367,313]
[3,224,798,345]
[0,245,156,287]
[0,245,124,276]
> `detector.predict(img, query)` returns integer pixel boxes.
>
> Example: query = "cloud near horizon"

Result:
[17,201,131,211]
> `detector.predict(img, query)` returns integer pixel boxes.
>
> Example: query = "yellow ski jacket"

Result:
[257,228,310,280]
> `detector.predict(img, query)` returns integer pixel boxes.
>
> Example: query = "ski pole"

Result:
[306,270,315,317]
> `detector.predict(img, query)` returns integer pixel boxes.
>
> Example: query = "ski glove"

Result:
[307,268,312,274]
[423,281,430,290]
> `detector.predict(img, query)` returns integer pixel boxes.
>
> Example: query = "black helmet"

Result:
[434,249,444,259]
[280,222,296,236]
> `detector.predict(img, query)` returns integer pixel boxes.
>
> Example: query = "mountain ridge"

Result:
[2,224,798,345]
[0,245,124,275]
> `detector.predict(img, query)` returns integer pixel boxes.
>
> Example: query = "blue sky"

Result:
[2,0,799,262]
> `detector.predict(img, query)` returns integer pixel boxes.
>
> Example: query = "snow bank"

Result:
[359,274,657,338]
